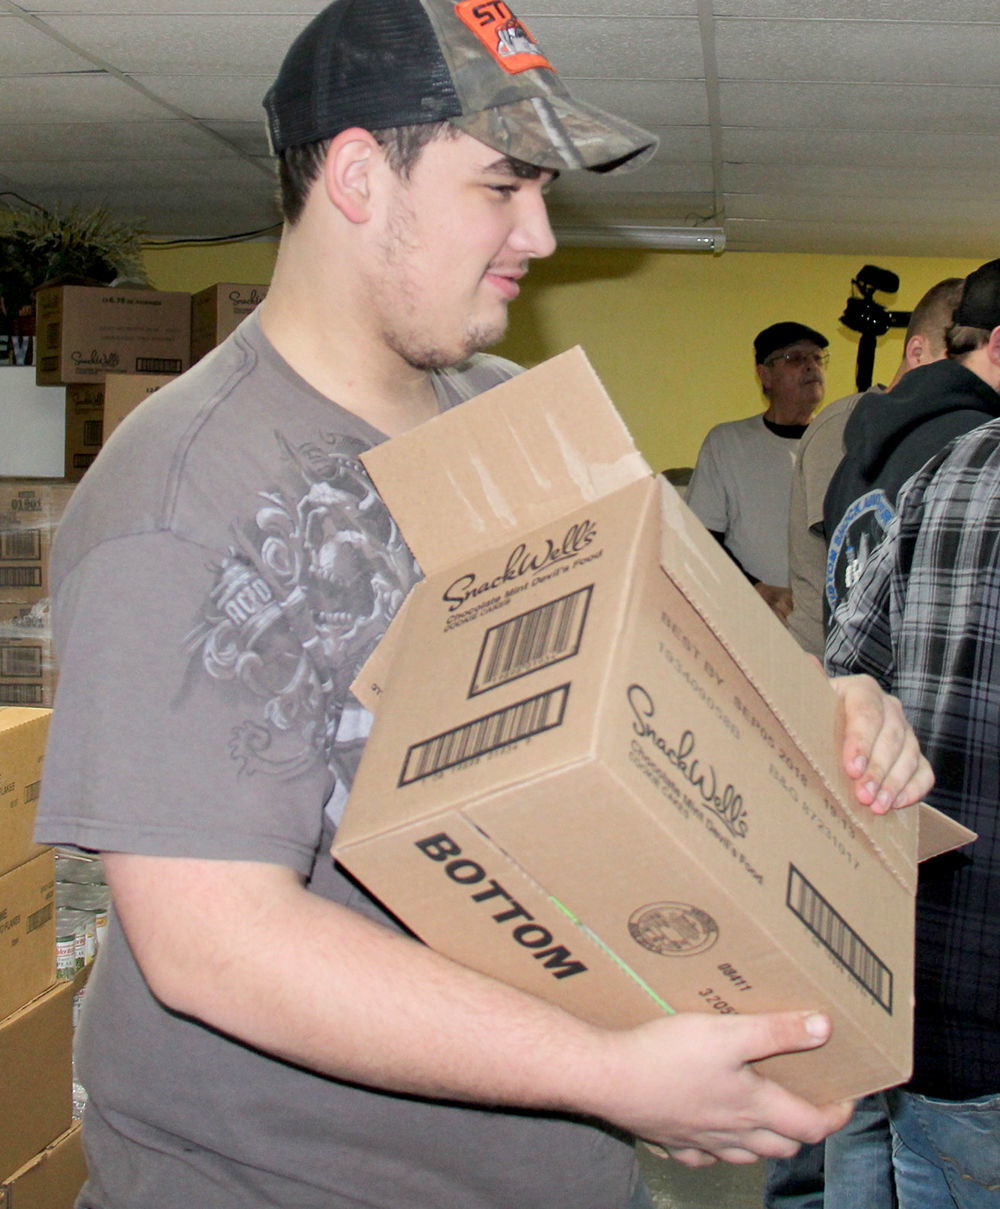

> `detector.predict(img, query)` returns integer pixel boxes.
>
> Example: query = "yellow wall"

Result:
[141,240,980,471]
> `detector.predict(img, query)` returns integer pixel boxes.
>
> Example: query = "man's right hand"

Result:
[580,1009,853,1167]
[105,853,852,1168]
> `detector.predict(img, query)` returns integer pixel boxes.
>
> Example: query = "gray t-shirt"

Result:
[35,313,641,1208]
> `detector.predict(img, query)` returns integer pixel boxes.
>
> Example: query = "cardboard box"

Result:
[0,708,50,877]
[0,981,73,1183]
[0,849,57,1022]
[64,373,176,480]
[1,1122,86,1209]
[0,479,75,605]
[190,282,268,363]
[0,605,56,709]
[335,348,973,1104]
[35,286,190,387]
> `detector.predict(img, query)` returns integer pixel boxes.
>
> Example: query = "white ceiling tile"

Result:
[0,121,236,160]
[130,75,273,122]
[720,81,1000,134]
[528,16,705,79]
[24,1,325,11]
[2,73,181,123]
[0,14,95,73]
[571,78,710,127]
[716,18,1000,86]
[39,14,317,75]
[201,122,272,157]
[724,163,1000,202]
[723,128,1000,169]
[715,1,1000,20]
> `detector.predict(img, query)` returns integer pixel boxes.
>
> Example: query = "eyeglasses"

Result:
[764,350,830,369]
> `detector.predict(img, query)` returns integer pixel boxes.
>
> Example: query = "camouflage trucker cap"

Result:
[264,0,658,174]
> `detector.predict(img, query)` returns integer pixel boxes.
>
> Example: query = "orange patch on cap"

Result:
[455,1,554,74]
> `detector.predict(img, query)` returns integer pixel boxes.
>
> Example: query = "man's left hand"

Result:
[830,674,934,813]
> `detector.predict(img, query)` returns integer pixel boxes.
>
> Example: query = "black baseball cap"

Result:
[954,258,1000,330]
[264,0,657,174]
[754,321,829,365]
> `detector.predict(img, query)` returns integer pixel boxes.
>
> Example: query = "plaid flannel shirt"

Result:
[827,417,1000,1100]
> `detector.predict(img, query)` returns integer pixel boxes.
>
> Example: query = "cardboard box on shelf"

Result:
[335,347,974,1106]
[0,849,57,1021]
[1,1121,86,1209]
[0,479,75,606]
[64,373,177,480]
[0,708,50,877]
[35,286,190,387]
[0,604,56,708]
[190,282,269,363]
[0,980,73,1184]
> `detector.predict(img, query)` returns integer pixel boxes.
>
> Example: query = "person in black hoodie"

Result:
[824,260,1000,623]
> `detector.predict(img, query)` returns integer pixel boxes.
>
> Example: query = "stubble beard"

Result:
[374,194,508,372]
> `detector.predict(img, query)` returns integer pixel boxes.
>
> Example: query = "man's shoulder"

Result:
[701,414,764,448]
[798,391,866,466]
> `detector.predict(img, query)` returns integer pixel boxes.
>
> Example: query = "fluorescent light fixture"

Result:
[553,224,726,252]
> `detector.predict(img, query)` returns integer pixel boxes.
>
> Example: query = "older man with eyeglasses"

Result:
[686,320,829,623]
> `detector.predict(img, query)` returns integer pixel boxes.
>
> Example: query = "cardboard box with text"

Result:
[64,373,176,480]
[0,480,74,606]
[0,848,56,1022]
[191,282,269,363]
[0,708,50,877]
[335,348,973,1105]
[35,286,190,386]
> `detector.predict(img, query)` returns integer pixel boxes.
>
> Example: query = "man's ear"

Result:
[986,325,1000,374]
[322,128,383,224]
[756,363,771,394]
[904,332,927,369]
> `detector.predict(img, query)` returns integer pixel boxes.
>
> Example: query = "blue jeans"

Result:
[886,1088,1000,1209]
[825,1092,896,1209]
[764,1141,825,1209]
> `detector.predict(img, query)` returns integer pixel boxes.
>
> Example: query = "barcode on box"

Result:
[400,684,570,785]
[135,357,182,373]
[470,586,592,696]
[0,684,44,705]
[0,530,42,561]
[0,643,42,677]
[27,903,53,934]
[787,865,893,1012]
[0,568,42,588]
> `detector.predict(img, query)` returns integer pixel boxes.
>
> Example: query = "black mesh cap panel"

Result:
[264,0,461,152]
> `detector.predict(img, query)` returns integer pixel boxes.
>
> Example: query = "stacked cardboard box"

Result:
[190,281,269,363]
[35,286,190,388]
[0,480,74,707]
[64,372,176,480]
[0,708,80,1202]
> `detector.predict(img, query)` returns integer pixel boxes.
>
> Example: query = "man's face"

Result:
[756,340,827,412]
[365,130,557,371]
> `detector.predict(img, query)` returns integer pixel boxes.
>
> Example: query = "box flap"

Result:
[360,347,648,575]
[917,803,977,861]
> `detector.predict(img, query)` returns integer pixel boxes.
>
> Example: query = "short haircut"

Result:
[904,277,964,357]
[946,321,993,358]
[276,121,458,225]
